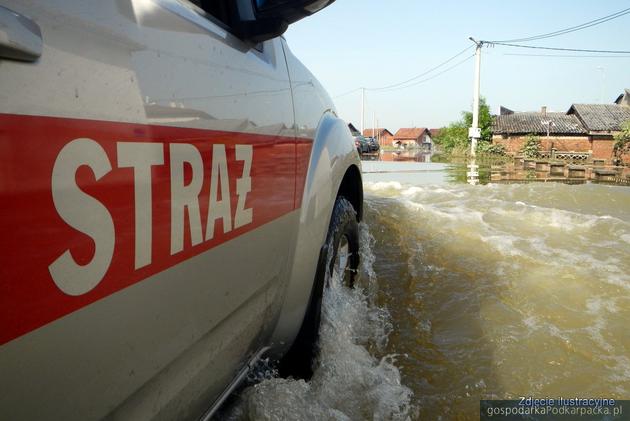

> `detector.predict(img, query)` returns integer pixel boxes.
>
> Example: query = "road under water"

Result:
[227,160,630,420]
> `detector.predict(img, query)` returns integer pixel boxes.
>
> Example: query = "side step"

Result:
[199,346,270,420]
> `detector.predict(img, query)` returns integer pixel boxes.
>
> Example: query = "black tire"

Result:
[278,196,359,379]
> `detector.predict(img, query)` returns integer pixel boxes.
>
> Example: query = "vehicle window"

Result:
[187,0,234,28]
[185,0,264,51]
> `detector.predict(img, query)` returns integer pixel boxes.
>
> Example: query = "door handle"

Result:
[0,5,42,62]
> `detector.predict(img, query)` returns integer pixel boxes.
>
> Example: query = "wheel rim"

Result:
[332,234,351,287]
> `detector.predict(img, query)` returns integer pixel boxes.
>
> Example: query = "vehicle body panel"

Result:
[1,213,295,420]
[269,41,361,353]
[0,0,361,419]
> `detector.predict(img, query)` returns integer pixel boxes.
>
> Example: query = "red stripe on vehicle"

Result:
[0,114,312,345]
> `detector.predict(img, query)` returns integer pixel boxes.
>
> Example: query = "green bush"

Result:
[477,142,506,155]
[614,120,630,151]
[433,97,494,152]
[520,135,541,158]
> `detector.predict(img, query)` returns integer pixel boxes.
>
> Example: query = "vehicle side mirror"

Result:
[236,0,335,43]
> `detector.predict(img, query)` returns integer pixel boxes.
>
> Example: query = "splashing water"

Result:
[225,224,414,420]
[363,181,630,419]
[222,176,630,420]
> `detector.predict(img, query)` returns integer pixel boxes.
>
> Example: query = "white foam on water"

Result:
[389,183,630,290]
[606,355,630,389]
[364,181,404,192]
[228,224,413,420]
[401,186,424,197]
[478,234,524,257]
[403,200,458,222]
[358,222,379,302]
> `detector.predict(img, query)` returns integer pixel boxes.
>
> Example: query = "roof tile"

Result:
[492,112,586,135]
[363,128,393,137]
[394,127,428,139]
[569,104,630,131]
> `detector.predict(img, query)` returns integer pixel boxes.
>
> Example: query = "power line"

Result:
[366,45,473,91]
[373,54,474,93]
[333,87,362,99]
[484,41,630,54]
[491,7,630,43]
[333,7,630,99]
[332,45,473,98]
[504,53,630,58]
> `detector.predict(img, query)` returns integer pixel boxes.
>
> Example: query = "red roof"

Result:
[394,127,428,140]
[363,128,393,137]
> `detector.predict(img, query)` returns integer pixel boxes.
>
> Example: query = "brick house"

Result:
[492,108,588,155]
[393,127,431,149]
[568,104,630,163]
[492,100,630,163]
[363,128,394,146]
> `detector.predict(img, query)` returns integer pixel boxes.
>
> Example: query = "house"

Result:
[363,128,394,146]
[492,107,589,155]
[499,106,515,115]
[568,103,630,162]
[492,101,630,163]
[393,127,432,149]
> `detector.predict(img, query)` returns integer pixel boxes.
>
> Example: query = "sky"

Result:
[284,0,630,133]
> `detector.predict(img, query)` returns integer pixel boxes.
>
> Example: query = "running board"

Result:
[199,346,271,420]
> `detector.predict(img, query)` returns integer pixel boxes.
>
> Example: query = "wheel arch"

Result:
[268,111,363,357]
[336,164,363,222]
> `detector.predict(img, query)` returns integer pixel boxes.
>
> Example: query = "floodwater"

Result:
[226,157,630,420]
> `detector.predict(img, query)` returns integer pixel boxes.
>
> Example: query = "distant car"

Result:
[365,137,380,152]
[0,0,364,420]
[354,136,370,154]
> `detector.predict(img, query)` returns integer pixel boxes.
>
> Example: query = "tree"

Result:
[433,121,468,151]
[613,120,630,164]
[433,97,494,152]
[614,120,630,150]
[463,97,493,144]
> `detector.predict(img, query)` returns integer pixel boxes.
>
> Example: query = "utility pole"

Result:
[469,37,483,157]
[361,87,365,135]
[467,37,483,185]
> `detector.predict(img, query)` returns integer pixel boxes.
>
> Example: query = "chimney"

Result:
[541,106,547,116]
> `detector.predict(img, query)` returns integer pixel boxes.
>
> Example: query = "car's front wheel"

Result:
[279,196,359,379]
